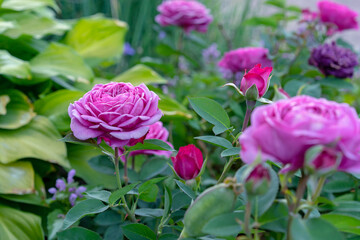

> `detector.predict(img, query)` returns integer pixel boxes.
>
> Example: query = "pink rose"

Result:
[240,64,272,98]
[130,121,173,157]
[301,9,318,22]
[318,1,358,32]
[171,144,203,180]
[68,82,162,148]
[240,96,360,173]
[155,0,213,34]
[218,47,272,75]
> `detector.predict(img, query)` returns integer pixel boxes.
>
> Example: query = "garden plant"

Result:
[1,0,360,239]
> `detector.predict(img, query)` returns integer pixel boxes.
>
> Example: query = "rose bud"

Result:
[305,146,341,175]
[240,64,273,100]
[272,85,290,101]
[245,164,271,196]
[171,144,203,180]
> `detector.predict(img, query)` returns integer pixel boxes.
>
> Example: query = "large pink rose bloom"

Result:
[155,0,213,33]
[240,96,360,173]
[218,47,272,74]
[68,82,162,147]
[318,1,358,32]
[130,121,173,157]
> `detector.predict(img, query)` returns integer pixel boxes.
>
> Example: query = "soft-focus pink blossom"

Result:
[68,82,162,148]
[240,96,360,173]
[155,0,213,33]
[218,47,272,75]
[318,1,358,32]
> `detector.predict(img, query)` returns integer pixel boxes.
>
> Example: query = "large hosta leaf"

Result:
[0,116,69,167]
[1,0,59,11]
[0,205,44,240]
[0,89,35,129]
[0,50,31,80]
[112,64,167,85]
[64,17,127,66]
[2,12,69,39]
[34,89,84,132]
[30,43,93,81]
[0,161,34,194]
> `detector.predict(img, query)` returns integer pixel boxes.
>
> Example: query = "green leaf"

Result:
[94,210,122,226]
[0,116,69,166]
[109,182,139,206]
[62,199,109,230]
[34,89,84,132]
[59,133,97,146]
[64,17,128,66]
[265,0,285,8]
[122,224,157,240]
[139,157,169,180]
[127,139,174,153]
[157,92,192,119]
[58,227,102,240]
[163,185,172,219]
[47,210,64,240]
[1,0,59,11]
[235,164,279,215]
[321,213,360,235]
[112,64,166,85]
[321,77,353,90]
[0,50,31,80]
[202,212,243,236]
[2,12,69,39]
[138,177,166,202]
[189,97,230,135]
[291,216,344,240]
[0,95,9,115]
[0,161,34,194]
[221,147,241,157]
[0,89,35,129]
[87,155,114,175]
[67,144,117,189]
[85,190,111,203]
[243,16,278,28]
[104,225,123,240]
[323,172,355,193]
[0,205,44,240]
[30,43,94,81]
[175,179,196,200]
[195,136,233,149]
[135,208,164,218]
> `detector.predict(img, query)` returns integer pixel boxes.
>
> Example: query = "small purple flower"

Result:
[68,187,76,193]
[55,179,66,191]
[67,169,76,184]
[75,186,87,198]
[309,42,359,79]
[202,44,220,64]
[48,187,57,194]
[158,31,167,40]
[69,193,78,206]
[219,68,234,80]
[123,42,135,56]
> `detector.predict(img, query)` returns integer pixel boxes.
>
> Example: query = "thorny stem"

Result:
[304,176,326,219]
[242,100,256,132]
[114,147,136,223]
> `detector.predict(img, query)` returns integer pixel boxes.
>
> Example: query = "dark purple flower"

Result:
[155,0,213,34]
[309,42,358,79]
[67,169,76,184]
[56,179,66,191]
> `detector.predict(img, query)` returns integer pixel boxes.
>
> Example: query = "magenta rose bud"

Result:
[245,164,271,196]
[306,147,340,175]
[171,144,203,180]
[130,121,173,157]
[240,64,273,99]
[155,0,213,34]
[218,47,272,75]
[240,96,360,173]
[68,82,162,148]
[318,1,358,32]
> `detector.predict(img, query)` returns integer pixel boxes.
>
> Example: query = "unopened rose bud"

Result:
[240,64,273,100]
[171,144,204,180]
[245,164,271,196]
[306,147,340,175]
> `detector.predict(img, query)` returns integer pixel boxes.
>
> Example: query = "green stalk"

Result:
[244,201,252,239]
[217,156,236,184]
[241,100,256,132]
[304,176,326,219]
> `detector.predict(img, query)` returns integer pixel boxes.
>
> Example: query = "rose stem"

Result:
[124,154,129,186]
[244,200,253,239]
[242,100,256,132]
[217,156,236,184]
[131,156,135,170]
[286,173,309,240]
[114,147,136,222]
[304,176,326,219]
